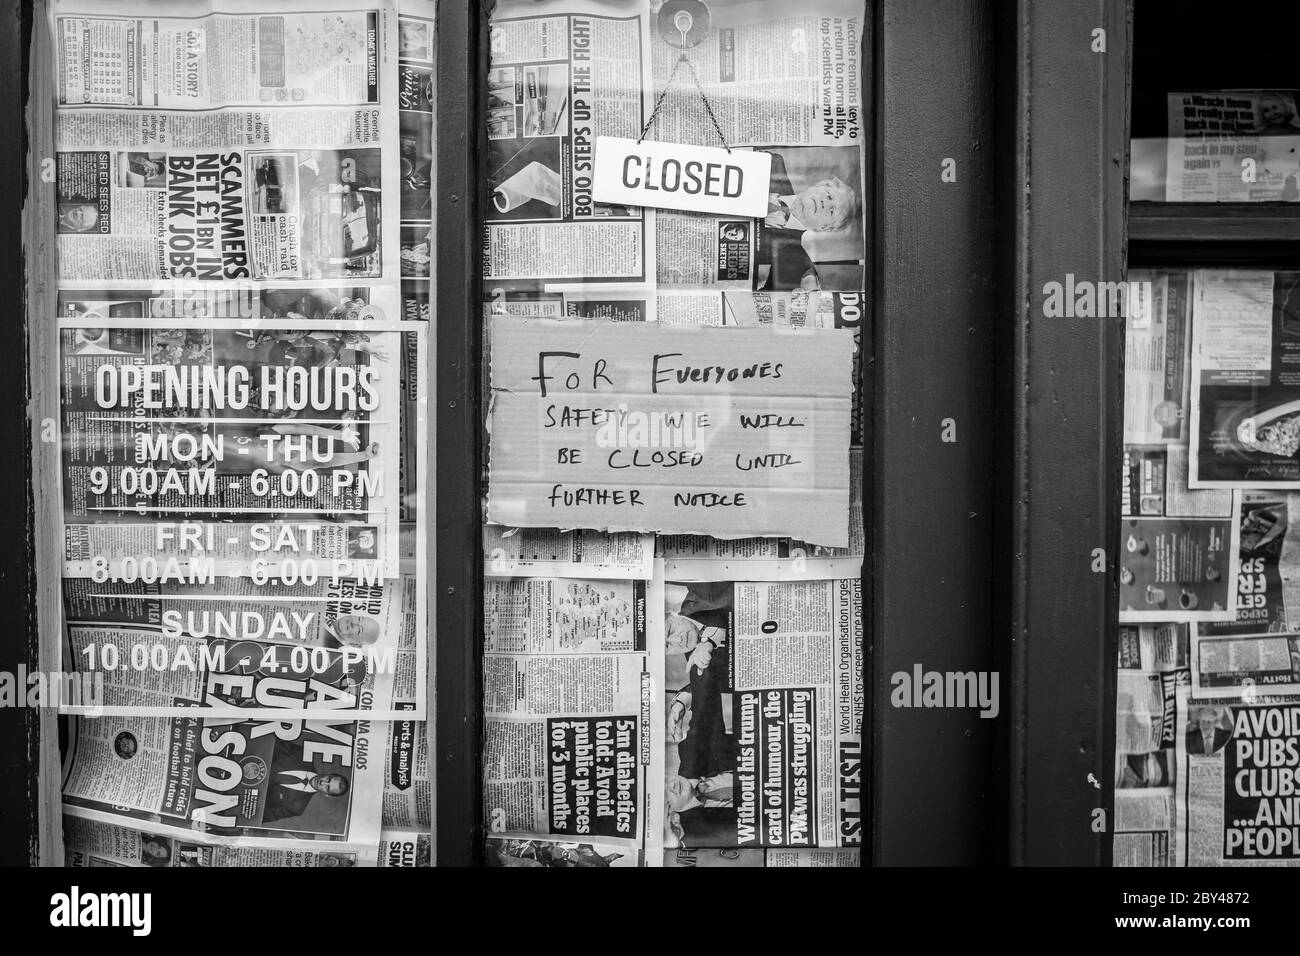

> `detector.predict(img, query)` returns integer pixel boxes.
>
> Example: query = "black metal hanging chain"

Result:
[636,53,731,153]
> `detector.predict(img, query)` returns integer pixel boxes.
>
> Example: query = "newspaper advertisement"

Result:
[58,320,404,580]
[660,578,863,849]
[1200,494,1293,635]
[1165,91,1300,203]
[482,572,663,865]
[63,814,379,867]
[1174,687,1300,866]
[395,7,435,318]
[485,1,655,285]
[1120,444,1240,622]
[1190,630,1300,701]
[1189,270,1300,488]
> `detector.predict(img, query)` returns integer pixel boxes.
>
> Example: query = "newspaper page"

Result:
[659,578,863,850]
[1189,270,1300,488]
[63,814,379,867]
[485,0,656,285]
[483,571,663,865]
[1165,92,1300,203]
[1116,624,1189,757]
[1173,686,1300,866]
[1115,788,1176,867]
[62,691,386,847]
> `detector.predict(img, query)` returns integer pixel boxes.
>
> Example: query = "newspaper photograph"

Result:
[486,833,637,867]
[659,577,863,849]
[1189,270,1300,488]
[655,144,864,293]
[1165,91,1300,203]
[1174,687,1300,866]
[58,321,405,579]
[484,0,655,285]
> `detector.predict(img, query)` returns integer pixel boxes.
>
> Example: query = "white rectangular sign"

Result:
[592,136,772,217]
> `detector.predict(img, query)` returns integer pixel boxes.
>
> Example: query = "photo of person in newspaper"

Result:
[259,736,352,826]
[665,581,738,846]
[116,152,167,188]
[755,146,863,291]
[489,838,625,868]
[1186,704,1235,756]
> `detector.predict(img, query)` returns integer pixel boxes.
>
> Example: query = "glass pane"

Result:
[42,0,433,868]
[1131,1,1300,202]
[479,0,866,868]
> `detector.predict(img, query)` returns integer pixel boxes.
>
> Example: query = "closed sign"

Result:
[592,136,772,218]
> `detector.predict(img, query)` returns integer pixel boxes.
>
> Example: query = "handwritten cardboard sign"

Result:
[593,136,772,218]
[487,318,854,546]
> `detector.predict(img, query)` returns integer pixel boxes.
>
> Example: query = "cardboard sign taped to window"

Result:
[487,317,854,546]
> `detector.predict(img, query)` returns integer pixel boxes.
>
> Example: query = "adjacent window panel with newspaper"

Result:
[1117,0,1300,869]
